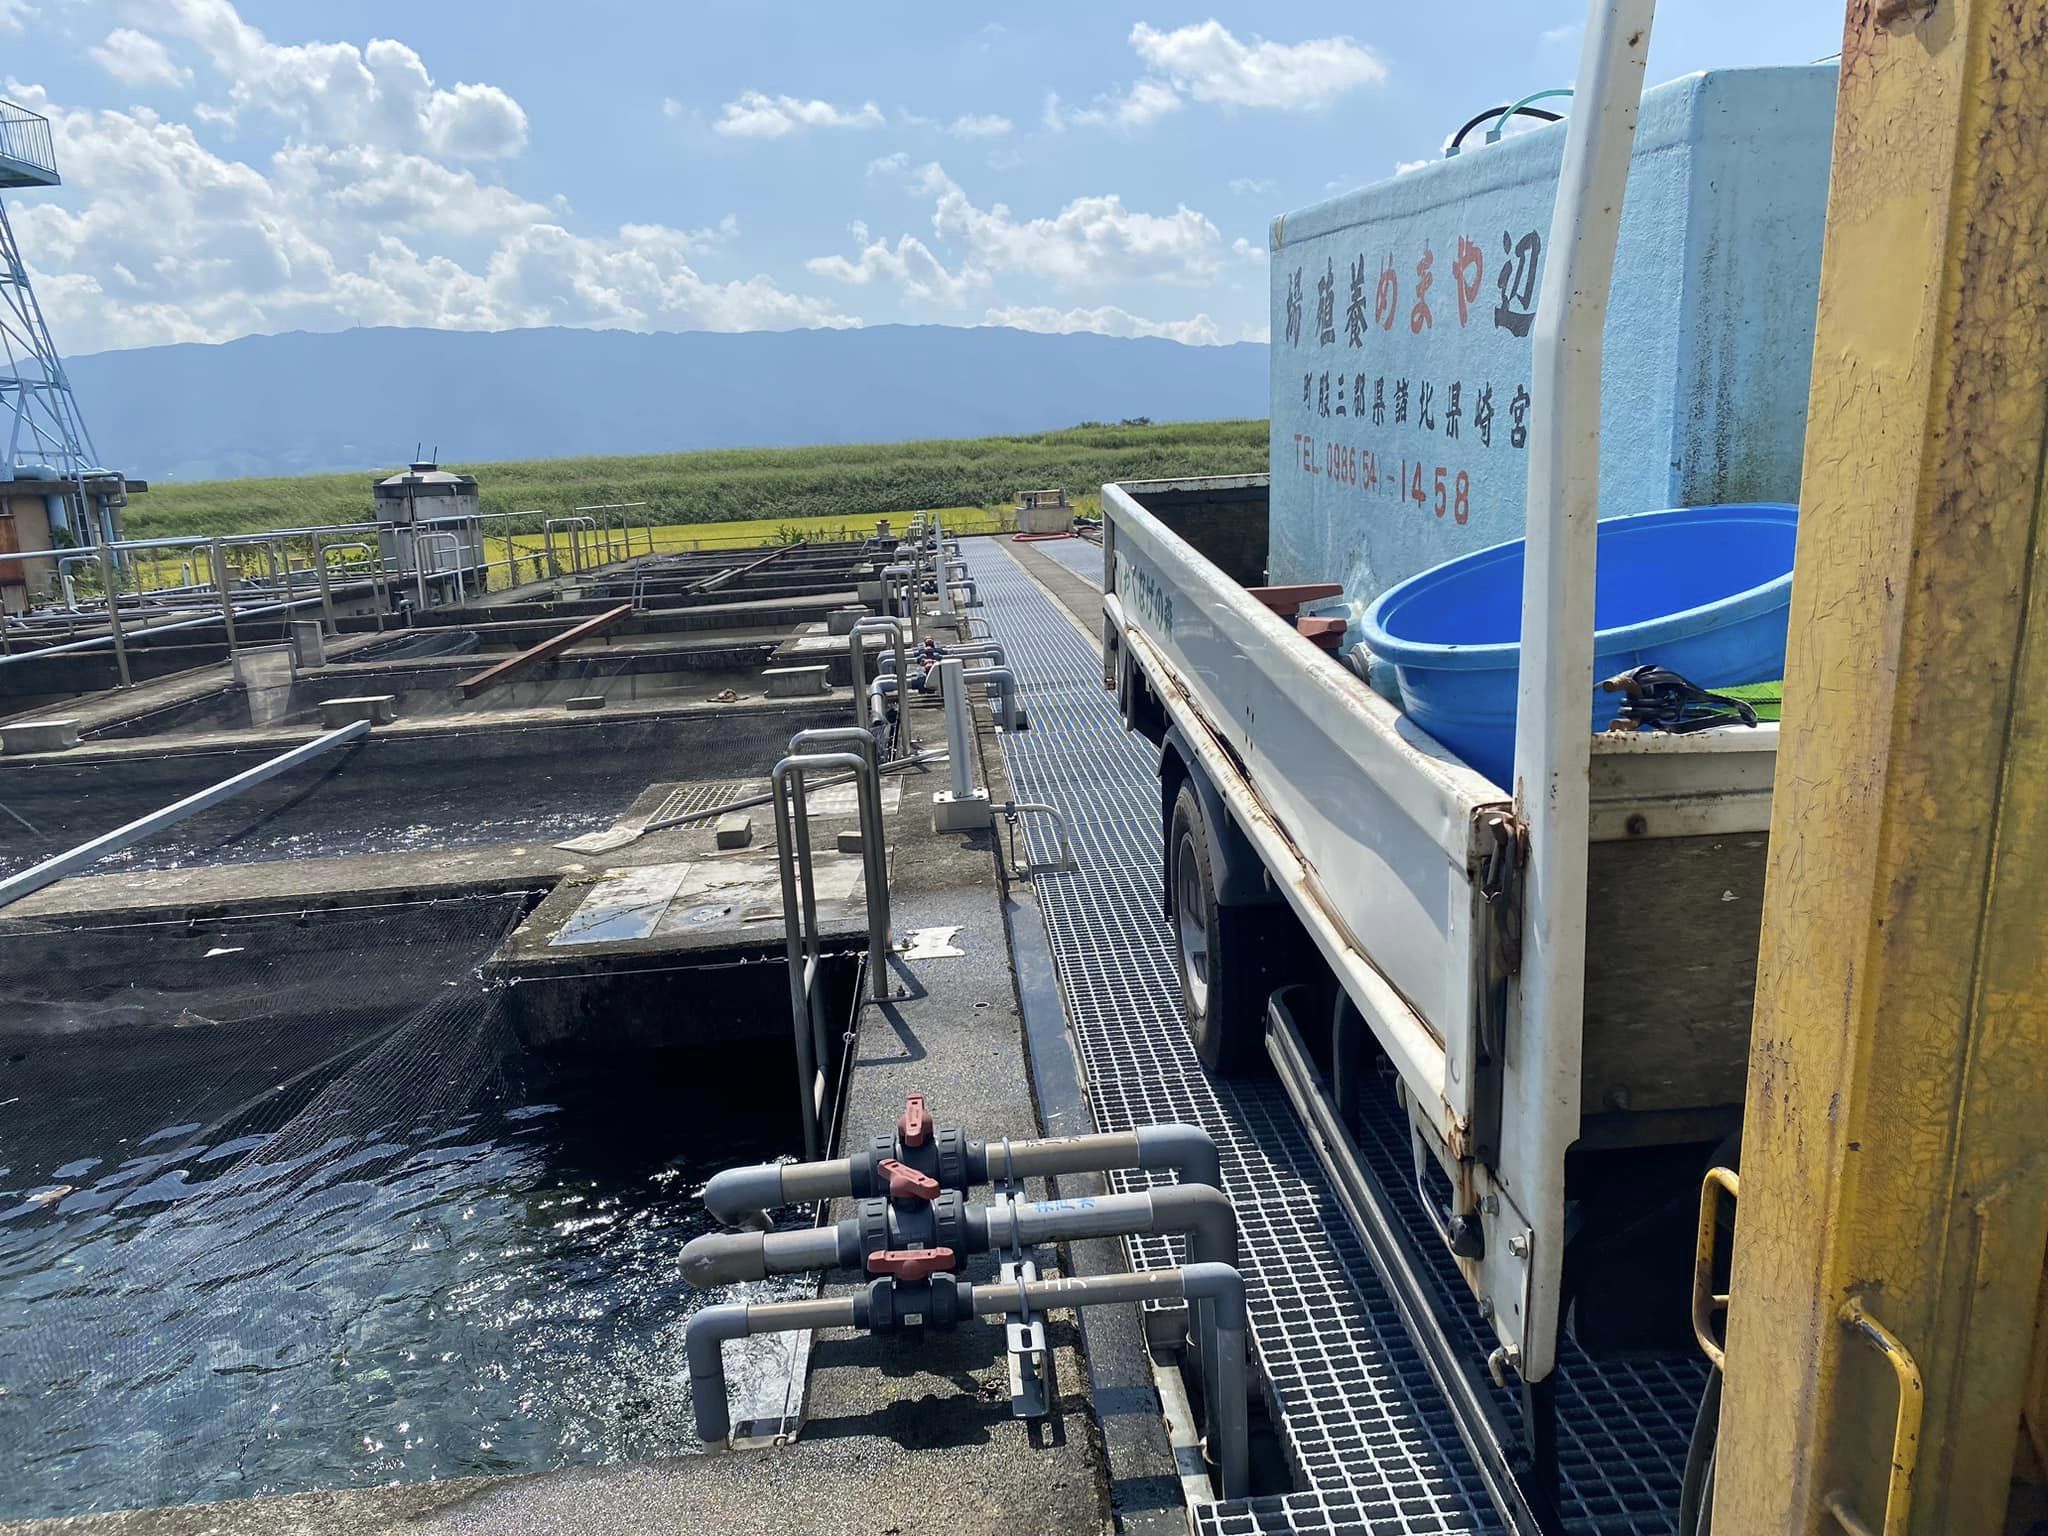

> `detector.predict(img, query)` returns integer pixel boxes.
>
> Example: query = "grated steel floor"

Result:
[972,540,1702,1535]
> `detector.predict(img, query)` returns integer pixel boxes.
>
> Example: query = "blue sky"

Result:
[3,1,1842,357]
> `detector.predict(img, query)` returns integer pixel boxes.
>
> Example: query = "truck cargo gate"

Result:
[975,539,1703,1535]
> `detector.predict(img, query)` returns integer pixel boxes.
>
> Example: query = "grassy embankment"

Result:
[106,420,1267,592]
[127,421,1270,538]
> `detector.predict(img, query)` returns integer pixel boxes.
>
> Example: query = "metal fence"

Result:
[0,100,57,179]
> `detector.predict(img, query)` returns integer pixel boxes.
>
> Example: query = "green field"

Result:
[126,420,1270,540]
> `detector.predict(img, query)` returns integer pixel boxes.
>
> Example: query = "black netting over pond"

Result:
[0,707,833,879]
[0,897,799,1519]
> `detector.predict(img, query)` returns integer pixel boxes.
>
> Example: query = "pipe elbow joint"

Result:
[702,1164,784,1230]
[1135,1123,1222,1195]
[1150,1182,1239,1268]
[1180,1261,1248,1333]
[684,1303,750,1445]
[679,1231,768,1289]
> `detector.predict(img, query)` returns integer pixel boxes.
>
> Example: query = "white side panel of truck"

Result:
[1103,479,1508,1135]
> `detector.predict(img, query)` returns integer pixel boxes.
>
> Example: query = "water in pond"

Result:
[0,904,797,1520]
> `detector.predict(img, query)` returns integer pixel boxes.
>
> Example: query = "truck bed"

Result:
[1102,473,1775,1387]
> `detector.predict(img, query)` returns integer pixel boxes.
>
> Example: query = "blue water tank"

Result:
[1265,66,1838,628]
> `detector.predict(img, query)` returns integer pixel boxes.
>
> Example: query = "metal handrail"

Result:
[788,726,892,1003]
[544,516,595,576]
[771,747,887,1158]
[413,531,464,608]
[847,615,911,733]
[0,100,57,178]
[1000,800,1080,877]
[55,553,96,609]
[314,541,385,634]
[0,585,371,667]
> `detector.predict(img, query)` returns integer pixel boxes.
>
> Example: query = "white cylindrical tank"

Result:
[373,460,483,593]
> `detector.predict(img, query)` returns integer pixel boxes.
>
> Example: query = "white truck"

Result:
[1098,12,1830,1528]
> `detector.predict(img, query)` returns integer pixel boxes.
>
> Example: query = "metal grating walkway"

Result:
[973,538,1700,1535]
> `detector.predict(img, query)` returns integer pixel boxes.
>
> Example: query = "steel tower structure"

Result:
[0,97,117,546]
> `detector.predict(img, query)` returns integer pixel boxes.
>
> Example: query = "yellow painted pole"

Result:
[1713,2,2048,1533]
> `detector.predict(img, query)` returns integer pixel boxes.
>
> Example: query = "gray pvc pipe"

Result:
[987,1187,1236,1267]
[1183,1262,1252,1499]
[962,664,1021,728]
[701,1124,1222,1229]
[1134,1124,1221,1190]
[682,1183,1238,1289]
[686,1303,750,1442]
[679,1226,844,1288]
[686,1295,856,1445]
[702,1163,797,1229]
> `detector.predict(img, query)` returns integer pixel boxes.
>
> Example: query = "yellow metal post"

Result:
[1713,2,2048,1533]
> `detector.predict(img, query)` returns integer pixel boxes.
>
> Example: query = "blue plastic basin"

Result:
[1359,503,1798,786]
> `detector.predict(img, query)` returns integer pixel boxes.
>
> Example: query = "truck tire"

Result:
[1168,782,1268,1075]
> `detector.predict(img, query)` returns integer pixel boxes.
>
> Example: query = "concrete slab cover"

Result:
[318,695,397,729]
[1,718,80,754]
[654,856,862,935]
[806,780,901,817]
[765,664,828,697]
[900,924,964,959]
[549,862,696,946]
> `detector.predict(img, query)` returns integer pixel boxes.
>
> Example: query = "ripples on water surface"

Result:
[0,903,794,1519]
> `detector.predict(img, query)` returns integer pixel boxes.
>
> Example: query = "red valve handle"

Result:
[877,1158,939,1201]
[867,1247,956,1280]
[898,1093,930,1148]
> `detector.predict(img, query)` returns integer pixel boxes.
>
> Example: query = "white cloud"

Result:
[1232,236,1267,262]
[919,160,1223,287]
[948,113,1011,138]
[89,28,192,89]
[1044,79,1181,131]
[813,161,1226,318]
[1394,157,1433,176]
[2,77,846,355]
[1228,176,1274,195]
[1128,21,1386,109]
[714,90,884,139]
[807,233,979,307]
[146,0,528,158]
[1541,23,1582,46]
[1049,21,1383,135]
[0,0,33,35]
[984,304,1222,347]
[1109,78,1183,127]
[660,96,684,119]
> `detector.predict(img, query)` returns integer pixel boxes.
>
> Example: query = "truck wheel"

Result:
[1169,783,1265,1075]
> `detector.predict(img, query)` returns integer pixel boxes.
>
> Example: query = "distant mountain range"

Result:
[60,324,1270,482]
